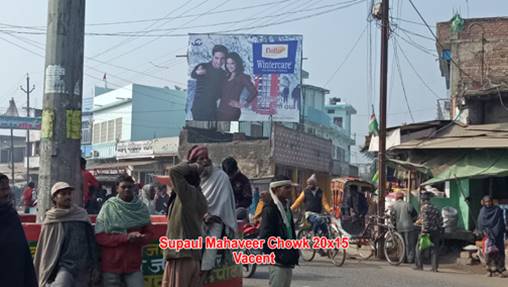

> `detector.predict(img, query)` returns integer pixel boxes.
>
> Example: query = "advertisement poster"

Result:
[186,33,303,122]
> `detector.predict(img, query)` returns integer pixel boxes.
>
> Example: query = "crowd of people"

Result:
[1,145,507,286]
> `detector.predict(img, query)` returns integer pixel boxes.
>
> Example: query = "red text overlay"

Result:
[159,236,349,264]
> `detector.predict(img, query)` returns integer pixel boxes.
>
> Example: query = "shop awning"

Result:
[89,160,158,170]
[422,150,508,185]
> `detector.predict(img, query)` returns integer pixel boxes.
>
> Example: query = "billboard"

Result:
[186,34,303,122]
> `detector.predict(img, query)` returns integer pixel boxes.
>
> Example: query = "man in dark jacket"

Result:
[222,156,252,219]
[0,173,38,287]
[259,175,299,287]
[415,192,443,272]
[190,45,228,121]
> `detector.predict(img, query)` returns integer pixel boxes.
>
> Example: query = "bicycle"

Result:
[340,214,405,266]
[297,214,347,267]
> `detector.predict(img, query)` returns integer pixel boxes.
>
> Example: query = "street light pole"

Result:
[20,73,35,185]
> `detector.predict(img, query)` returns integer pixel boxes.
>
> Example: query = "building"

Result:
[81,88,107,158]
[383,121,508,234]
[325,97,357,175]
[89,84,186,183]
[235,84,357,177]
[178,123,332,193]
[178,72,358,195]
[437,16,508,124]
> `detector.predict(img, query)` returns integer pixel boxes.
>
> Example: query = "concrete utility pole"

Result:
[38,0,86,222]
[20,73,35,185]
[377,0,389,257]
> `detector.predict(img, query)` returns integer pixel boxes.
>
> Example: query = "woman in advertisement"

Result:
[218,52,258,121]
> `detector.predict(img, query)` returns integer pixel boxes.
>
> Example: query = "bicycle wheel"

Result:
[329,248,347,267]
[353,240,374,260]
[241,249,257,278]
[384,231,405,266]
[328,225,346,267]
[297,228,316,262]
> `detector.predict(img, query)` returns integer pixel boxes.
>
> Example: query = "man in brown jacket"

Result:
[162,161,208,287]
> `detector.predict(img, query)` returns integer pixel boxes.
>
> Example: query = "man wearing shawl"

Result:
[187,145,237,272]
[477,195,507,277]
[162,161,208,287]
[259,175,299,287]
[0,173,37,287]
[95,174,152,287]
[34,182,98,287]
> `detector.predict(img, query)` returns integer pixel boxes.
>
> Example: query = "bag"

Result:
[482,234,499,255]
[419,234,432,251]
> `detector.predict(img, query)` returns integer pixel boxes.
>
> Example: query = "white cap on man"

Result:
[51,182,74,196]
[307,174,317,185]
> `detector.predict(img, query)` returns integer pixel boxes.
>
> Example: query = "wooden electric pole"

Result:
[376,0,389,257]
[38,0,86,222]
[20,73,35,185]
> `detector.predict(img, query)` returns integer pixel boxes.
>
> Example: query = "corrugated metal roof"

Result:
[395,137,508,150]
[390,122,508,150]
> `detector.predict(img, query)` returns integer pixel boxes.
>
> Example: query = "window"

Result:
[251,123,263,137]
[82,120,91,144]
[93,123,100,144]
[336,147,345,161]
[115,118,122,141]
[100,122,107,143]
[333,117,343,128]
[327,109,335,114]
[107,120,115,142]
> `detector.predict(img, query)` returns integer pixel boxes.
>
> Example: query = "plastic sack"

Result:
[419,234,432,251]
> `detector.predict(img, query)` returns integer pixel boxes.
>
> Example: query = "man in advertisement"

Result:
[190,44,228,121]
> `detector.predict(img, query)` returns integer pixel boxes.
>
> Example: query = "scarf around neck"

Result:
[269,189,291,232]
[95,196,150,234]
[43,204,90,224]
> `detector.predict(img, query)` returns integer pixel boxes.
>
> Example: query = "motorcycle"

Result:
[241,222,261,278]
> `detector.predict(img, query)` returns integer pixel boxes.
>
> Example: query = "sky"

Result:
[0,0,506,163]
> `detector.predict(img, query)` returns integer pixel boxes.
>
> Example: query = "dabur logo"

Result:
[262,44,288,59]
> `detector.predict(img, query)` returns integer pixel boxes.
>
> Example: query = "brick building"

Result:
[178,124,333,194]
[437,16,508,124]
